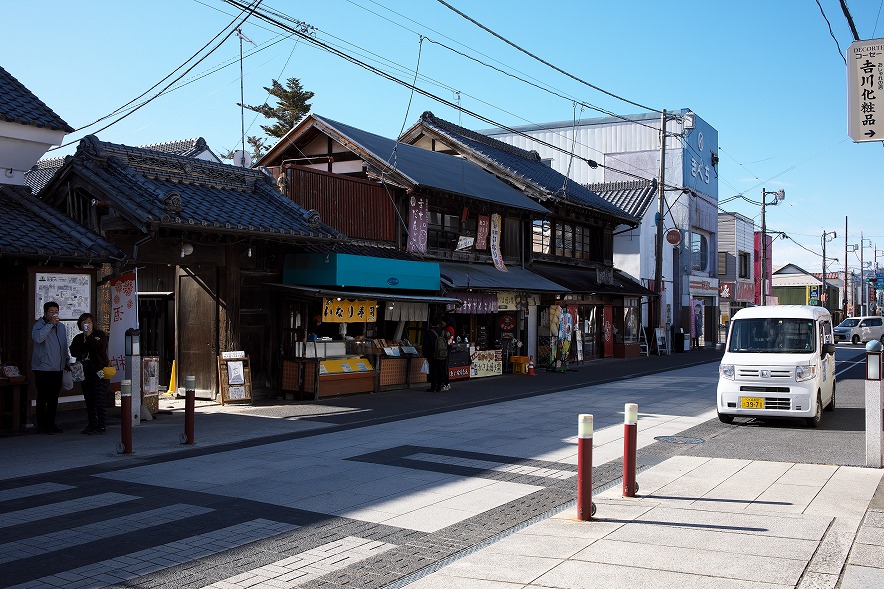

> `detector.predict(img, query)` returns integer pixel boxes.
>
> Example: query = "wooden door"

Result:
[177,269,217,398]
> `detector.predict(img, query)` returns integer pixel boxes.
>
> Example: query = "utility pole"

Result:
[822,231,836,307]
[844,216,848,317]
[861,232,865,315]
[653,109,666,328]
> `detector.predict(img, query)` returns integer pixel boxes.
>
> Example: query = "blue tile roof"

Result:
[0,185,125,261]
[586,179,657,219]
[310,115,550,215]
[24,156,67,194]
[139,137,221,162]
[409,112,637,224]
[0,66,73,132]
[48,135,344,241]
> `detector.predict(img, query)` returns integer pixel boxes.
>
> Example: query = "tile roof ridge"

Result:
[419,111,541,162]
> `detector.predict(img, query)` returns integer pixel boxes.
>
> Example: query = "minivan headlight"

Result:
[720,364,735,380]
[795,365,817,382]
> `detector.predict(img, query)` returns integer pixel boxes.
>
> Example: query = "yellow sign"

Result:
[322,298,378,323]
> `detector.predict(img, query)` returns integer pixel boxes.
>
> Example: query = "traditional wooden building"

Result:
[37,135,344,398]
[400,112,651,359]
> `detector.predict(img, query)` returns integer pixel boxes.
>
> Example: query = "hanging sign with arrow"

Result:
[847,38,884,143]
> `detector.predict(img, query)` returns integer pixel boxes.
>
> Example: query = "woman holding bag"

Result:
[69,313,110,435]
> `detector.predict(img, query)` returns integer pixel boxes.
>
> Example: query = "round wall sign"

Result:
[666,229,681,245]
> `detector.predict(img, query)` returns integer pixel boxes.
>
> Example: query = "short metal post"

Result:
[183,375,195,445]
[577,414,595,521]
[623,403,638,497]
[118,380,133,454]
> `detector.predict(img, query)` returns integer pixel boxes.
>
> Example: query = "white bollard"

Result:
[865,341,883,468]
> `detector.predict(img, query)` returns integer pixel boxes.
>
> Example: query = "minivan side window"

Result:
[873,319,883,327]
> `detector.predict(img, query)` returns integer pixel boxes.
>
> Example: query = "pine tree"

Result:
[222,77,314,163]
[242,77,314,139]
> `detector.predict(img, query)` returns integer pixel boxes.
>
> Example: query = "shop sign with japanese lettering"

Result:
[322,298,377,322]
[848,38,884,142]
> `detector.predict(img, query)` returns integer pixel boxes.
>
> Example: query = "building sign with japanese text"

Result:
[490,213,507,272]
[476,215,489,250]
[848,38,884,142]
[322,298,377,323]
[406,195,429,253]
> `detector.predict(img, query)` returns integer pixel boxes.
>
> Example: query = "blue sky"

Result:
[4,0,883,275]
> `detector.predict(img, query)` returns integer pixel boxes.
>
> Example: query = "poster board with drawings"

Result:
[217,355,252,405]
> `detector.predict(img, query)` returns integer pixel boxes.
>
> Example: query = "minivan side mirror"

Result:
[823,342,836,356]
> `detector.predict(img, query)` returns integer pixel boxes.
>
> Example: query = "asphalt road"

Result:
[667,345,874,467]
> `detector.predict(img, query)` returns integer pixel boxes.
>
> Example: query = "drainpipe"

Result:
[131,233,154,261]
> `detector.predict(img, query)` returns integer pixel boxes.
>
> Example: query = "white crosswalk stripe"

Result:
[0,503,212,565]
[0,492,139,528]
[204,536,396,589]
[8,518,299,589]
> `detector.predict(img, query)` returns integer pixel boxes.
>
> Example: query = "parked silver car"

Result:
[833,316,884,345]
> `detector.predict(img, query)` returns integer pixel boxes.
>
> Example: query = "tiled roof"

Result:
[0,66,74,132]
[409,112,637,224]
[139,137,221,161]
[24,156,67,194]
[585,179,657,219]
[308,115,550,214]
[47,135,344,241]
[0,184,125,261]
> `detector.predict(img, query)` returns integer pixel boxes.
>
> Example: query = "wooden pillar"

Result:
[224,243,242,351]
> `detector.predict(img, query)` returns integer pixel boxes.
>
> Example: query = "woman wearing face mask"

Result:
[69,313,110,434]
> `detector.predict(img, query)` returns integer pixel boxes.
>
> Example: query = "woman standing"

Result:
[69,313,109,434]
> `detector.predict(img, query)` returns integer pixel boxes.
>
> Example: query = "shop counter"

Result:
[0,379,29,431]
[316,357,375,398]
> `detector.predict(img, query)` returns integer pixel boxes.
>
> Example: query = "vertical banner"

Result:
[476,215,490,250]
[406,195,429,253]
[490,213,508,272]
[108,271,138,383]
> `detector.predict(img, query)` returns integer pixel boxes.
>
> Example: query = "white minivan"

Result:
[717,305,836,427]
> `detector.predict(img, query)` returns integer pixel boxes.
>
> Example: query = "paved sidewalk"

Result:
[1,348,883,589]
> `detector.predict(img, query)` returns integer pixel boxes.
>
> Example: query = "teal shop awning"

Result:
[439,262,568,293]
[284,253,440,291]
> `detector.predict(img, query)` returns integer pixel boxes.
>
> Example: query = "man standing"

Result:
[31,301,69,434]
[423,316,450,392]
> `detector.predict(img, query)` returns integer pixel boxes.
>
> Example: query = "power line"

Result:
[50,0,265,151]
[434,0,661,114]
[221,0,680,191]
[816,0,847,64]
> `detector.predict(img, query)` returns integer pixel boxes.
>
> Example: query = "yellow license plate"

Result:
[741,397,764,409]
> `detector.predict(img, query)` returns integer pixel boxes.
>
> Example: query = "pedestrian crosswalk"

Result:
[9,519,299,589]
[0,478,402,589]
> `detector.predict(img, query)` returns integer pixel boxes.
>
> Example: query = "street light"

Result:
[760,188,785,305]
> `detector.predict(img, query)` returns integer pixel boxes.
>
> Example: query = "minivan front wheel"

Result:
[806,392,822,428]
[852,334,861,345]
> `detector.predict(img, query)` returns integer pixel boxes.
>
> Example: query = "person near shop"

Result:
[423,316,450,392]
[31,301,69,434]
[69,312,110,435]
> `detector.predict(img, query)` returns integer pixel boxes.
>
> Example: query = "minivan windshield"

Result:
[838,318,860,328]
[728,318,816,353]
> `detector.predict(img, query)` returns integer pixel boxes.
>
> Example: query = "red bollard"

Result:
[182,375,195,445]
[118,380,133,454]
[623,403,638,497]
[577,414,595,520]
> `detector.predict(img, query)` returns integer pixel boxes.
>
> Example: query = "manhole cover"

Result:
[654,435,705,444]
